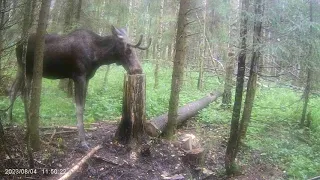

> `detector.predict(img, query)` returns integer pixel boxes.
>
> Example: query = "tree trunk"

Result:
[300,0,314,127]
[301,69,312,126]
[28,0,51,151]
[102,65,111,90]
[239,0,264,141]
[127,0,137,39]
[154,0,164,89]
[163,0,191,139]
[64,0,75,32]
[145,92,222,137]
[115,74,146,145]
[167,43,172,61]
[0,0,5,72]
[225,0,249,175]
[222,0,240,107]
[152,37,157,60]
[59,0,76,97]
[75,0,82,22]
[20,0,35,168]
[145,2,152,59]
[0,0,6,163]
[197,0,207,91]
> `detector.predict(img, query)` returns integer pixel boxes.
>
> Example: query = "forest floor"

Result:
[1,120,286,180]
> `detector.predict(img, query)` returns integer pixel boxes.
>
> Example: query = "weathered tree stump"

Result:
[115,74,146,145]
[145,91,222,137]
[182,148,205,167]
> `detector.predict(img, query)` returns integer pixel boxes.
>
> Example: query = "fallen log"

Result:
[58,145,102,180]
[145,91,222,137]
[40,126,97,131]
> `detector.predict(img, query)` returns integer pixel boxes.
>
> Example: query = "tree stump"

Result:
[115,74,146,145]
[182,148,205,167]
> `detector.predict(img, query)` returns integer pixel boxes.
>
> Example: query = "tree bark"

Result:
[102,65,111,90]
[20,0,35,167]
[300,0,314,127]
[0,0,5,74]
[28,0,51,151]
[154,0,164,89]
[145,92,222,137]
[301,69,312,126]
[163,0,191,139]
[225,0,249,175]
[197,0,207,91]
[115,74,146,145]
[239,0,264,141]
[75,0,82,22]
[127,0,137,39]
[222,0,240,107]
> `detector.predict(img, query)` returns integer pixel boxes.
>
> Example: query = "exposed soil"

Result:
[0,120,285,180]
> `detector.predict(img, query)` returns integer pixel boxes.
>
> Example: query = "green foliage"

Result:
[244,87,320,179]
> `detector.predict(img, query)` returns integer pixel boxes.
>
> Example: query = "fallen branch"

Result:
[40,140,60,150]
[43,130,77,136]
[145,91,222,137]
[58,145,102,180]
[40,126,97,131]
[49,128,56,144]
[92,154,122,166]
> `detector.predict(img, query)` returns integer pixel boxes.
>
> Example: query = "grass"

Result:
[1,62,319,179]
[246,86,320,179]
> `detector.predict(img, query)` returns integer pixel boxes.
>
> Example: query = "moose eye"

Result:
[126,48,132,55]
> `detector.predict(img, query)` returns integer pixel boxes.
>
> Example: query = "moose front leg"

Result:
[74,76,89,150]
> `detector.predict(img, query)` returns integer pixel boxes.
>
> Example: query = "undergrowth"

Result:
[0,62,319,179]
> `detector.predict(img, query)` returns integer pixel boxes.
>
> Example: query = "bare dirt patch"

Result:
[0,120,285,180]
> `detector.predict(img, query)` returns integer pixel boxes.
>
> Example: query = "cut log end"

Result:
[144,121,161,137]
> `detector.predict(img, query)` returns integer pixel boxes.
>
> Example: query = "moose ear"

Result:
[111,25,123,38]
[119,28,128,36]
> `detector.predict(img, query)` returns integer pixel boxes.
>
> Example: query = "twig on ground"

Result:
[43,130,77,136]
[92,154,122,166]
[49,128,56,144]
[34,159,46,167]
[40,140,60,150]
[58,145,102,180]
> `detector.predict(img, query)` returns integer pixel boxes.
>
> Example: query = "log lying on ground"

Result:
[58,145,102,180]
[145,91,222,137]
[40,126,97,131]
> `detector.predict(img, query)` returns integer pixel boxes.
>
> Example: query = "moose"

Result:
[9,26,151,149]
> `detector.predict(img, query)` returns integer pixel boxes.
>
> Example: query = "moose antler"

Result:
[129,35,152,50]
[129,35,143,47]
[135,37,152,50]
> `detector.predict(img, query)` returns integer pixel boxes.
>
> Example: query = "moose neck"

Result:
[93,35,118,66]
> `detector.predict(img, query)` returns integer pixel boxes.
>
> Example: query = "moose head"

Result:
[110,26,151,75]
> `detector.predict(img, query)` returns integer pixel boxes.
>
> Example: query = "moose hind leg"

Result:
[74,77,89,150]
[8,71,23,122]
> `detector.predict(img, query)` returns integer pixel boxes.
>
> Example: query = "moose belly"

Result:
[42,58,76,79]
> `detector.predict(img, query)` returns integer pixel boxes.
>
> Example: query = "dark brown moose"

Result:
[9,26,151,149]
